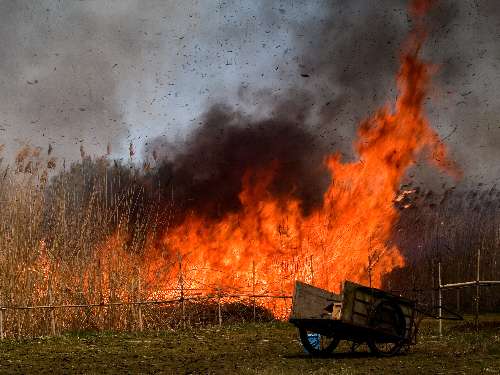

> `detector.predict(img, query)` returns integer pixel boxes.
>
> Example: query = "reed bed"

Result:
[0,145,498,337]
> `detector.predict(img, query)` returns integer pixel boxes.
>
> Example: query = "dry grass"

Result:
[0,148,158,336]
[0,146,498,338]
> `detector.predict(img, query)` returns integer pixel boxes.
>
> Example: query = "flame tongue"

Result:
[139,12,458,307]
[88,1,459,317]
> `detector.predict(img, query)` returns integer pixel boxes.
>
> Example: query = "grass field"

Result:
[0,317,498,374]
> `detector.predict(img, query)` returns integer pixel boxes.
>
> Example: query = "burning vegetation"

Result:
[137,0,458,305]
[0,1,498,336]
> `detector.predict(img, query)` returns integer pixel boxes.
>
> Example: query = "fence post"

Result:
[137,276,143,332]
[178,252,185,329]
[48,278,56,336]
[252,261,256,322]
[438,262,442,337]
[475,248,480,332]
[431,261,435,309]
[309,255,314,285]
[17,314,21,338]
[0,296,4,340]
[217,287,222,327]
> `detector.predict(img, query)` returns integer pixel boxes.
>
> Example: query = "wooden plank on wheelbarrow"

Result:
[341,281,416,338]
[290,281,342,320]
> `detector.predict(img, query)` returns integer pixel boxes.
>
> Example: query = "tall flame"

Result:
[82,1,459,318]
[136,0,458,308]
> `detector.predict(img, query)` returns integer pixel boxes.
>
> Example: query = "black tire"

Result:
[367,300,406,357]
[299,328,340,356]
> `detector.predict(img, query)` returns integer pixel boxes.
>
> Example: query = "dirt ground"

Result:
[0,317,498,374]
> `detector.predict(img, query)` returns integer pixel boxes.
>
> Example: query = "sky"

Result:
[0,0,499,187]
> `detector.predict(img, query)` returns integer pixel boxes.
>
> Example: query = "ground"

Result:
[0,316,498,374]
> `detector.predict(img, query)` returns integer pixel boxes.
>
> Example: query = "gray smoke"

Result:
[244,0,500,187]
[0,1,186,160]
[0,1,499,187]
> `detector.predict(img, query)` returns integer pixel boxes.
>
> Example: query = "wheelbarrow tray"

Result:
[289,281,416,343]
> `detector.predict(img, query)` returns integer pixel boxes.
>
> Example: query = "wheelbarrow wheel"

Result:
[367,300,406,357]
[298,328,340,356]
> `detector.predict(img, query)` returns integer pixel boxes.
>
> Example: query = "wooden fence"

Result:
[437,248,500,336]
[0,292,292,339]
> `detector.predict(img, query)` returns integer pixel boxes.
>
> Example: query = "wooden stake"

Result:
[438,262,442,337]
[0,296,4,340]
[252,261,256,322]
[475,248,480,332]
[49,278,56,336]
[309,255,314,284]
[17,314,21,339]
[217,287,222,327]
[368,257,372,289]
[109,267,114,331]
[137,276,143,332]
[431,261,435,308]
[368,237,372,289]
[178,252,185,329]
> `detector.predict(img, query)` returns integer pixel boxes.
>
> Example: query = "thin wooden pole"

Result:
[178,253,185,329]
[252,261,256,322]
[310,255,314,285]
[17,314,21,338]
[368,258,372,289]
[109,266,115,331]
[475,248,480,332]
[438,262,442,337]
[0,296,4,340]
[137,276,143,332]
[217,287,222,327]
[368,237,372,289]
[431,261,435,308]
[48,279,56,336]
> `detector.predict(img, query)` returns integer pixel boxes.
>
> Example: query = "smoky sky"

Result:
[1,1,500,187]
[0,1,137,157]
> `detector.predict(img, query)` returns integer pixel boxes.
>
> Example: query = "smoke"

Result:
[255,0,500,187]
[423,1,500,186]
[137,0,500,222]
[145,105,330,219]
[0,1,183,160]
[1,1,499,187]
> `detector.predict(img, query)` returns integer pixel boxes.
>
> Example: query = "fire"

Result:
[93,0,458,316]
[133,1,458,312]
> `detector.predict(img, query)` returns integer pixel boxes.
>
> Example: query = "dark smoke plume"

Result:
[139,0,477,222]
[42,0,500,229]
[145,105,330,220]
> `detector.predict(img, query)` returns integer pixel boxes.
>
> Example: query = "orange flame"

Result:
[95,1,458,316]
[137,7,458,312]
